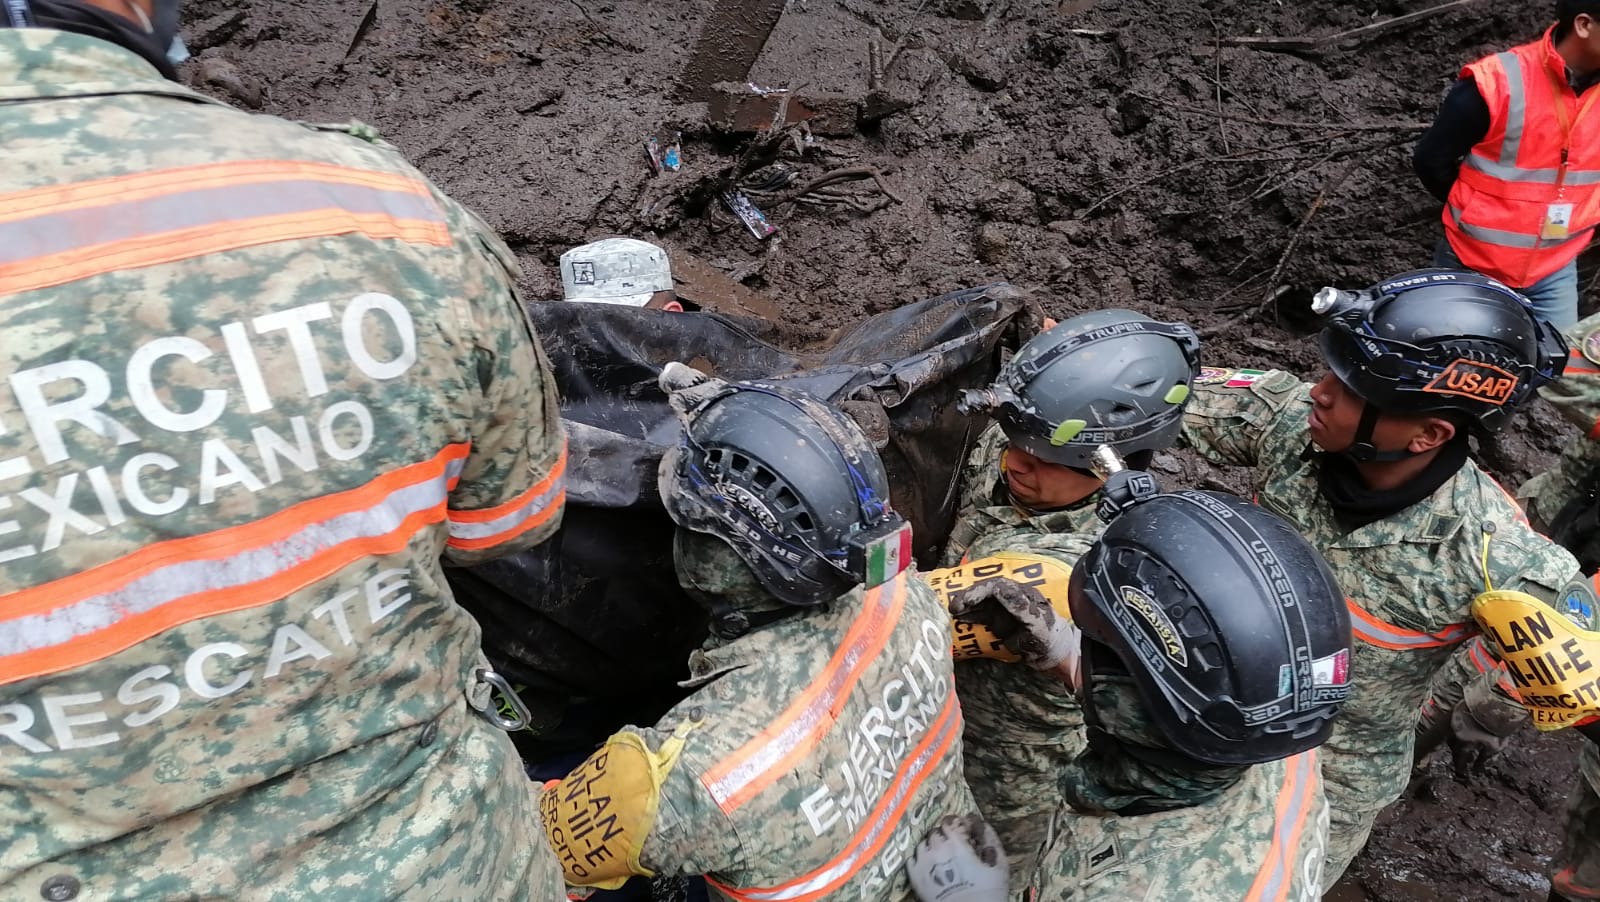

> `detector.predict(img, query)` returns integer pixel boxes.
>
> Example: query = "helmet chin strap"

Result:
[1339,402,1421,463]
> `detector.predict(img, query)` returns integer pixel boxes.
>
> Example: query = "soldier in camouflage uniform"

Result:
[1504,310,1600,902]
[911,488,1350,901]
[0,2,568,897]
[538,366,978,901]
[1179,268,1596,889]
[939,310,1201,880]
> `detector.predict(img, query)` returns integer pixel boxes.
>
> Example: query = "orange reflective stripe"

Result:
[0,160,435,221]
[1466,636,1521,698]
[0,444,470,686]
[0,160,452,296]
[707,688,963,902]
[1346,597,1471,650]
[1244,750,1320,902]
[446,441,568,551]
[701,575,909,813]
[1567,351,1600,376]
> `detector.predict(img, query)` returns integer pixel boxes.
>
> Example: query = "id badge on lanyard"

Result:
[1543,67,1600,242]
[1542,202,1575,240]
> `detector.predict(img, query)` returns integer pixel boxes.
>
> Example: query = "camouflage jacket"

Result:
[540,573,977,901]
[1522,312,1600,531]
[938,424,1096,877]
[1029,750,1329,901]
[0,32,566,900]
[1180,369,1580,812]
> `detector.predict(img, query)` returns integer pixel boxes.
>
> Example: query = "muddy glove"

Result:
[659,361,730,417]
[948,578,1081,682]
[1445,677,1526,780]
[906,814,1008,902]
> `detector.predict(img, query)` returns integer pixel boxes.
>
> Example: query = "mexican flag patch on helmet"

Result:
[851,520,913,588]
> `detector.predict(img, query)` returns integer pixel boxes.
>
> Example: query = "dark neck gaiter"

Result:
[1313,434,1470,531]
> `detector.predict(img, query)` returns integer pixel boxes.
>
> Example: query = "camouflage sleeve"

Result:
[1521,313,1600,530]
[1538,312,1600,435]
[539,718,739,888]
[1178,369,1308,467]
[941,424,1008,566]
[439,199,566,566]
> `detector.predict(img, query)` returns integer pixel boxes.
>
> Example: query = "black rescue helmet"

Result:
[958,309,1201,469]
[1315,268,1568,434]
[1070,490,1352,766]
[658,374,911,607]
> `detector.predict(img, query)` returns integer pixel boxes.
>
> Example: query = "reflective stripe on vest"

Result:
[0,160,453,295]
[701,574,909,813]
[705,686,963,902]
[1346,597,1471,650]
[0,444,472,686]
[445,440,568,551]
[1447,32,1600,285]
[1448,202,1591,250]
[1243,749,1321,902]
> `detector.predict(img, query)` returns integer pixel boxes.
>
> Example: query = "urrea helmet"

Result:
[958,310,1201,469]
[658,365,912,607]
[1071,490,1352,766]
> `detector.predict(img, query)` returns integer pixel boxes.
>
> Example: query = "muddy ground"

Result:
[182,0,1590,896]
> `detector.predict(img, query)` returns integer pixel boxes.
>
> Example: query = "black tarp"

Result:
[446,284,1034,756]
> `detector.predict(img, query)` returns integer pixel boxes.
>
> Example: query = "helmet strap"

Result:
[1340,401,1419,464]
[708,602,797,639]
[3,0,34,27]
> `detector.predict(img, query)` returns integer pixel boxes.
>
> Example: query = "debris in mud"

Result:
[678,0,787,101]
[705,82,865,137]
[189,57,263,109]
[646,133,683,174]
[720,189,778,240]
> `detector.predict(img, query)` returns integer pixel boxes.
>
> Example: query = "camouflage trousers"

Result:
[1318,740,1411,890]
[955,658,1086,889]
[1552,746,1600,901]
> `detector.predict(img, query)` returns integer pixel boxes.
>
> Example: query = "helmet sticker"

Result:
[1312,649,1350,687]
[570,261,597,285]
[1195,367,1267,388]
[719,482,779,532]
[1119,585,1187,666]
[1421,359,1519,406]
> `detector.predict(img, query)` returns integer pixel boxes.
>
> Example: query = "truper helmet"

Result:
[1314,268,1568,459]
[1071,489,1352,766]
[958,310,1201,469]
[658,365,911,607]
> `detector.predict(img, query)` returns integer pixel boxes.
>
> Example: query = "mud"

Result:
[181,0,1591,896]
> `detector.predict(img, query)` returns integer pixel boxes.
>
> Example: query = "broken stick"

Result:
[1227,0,1485,53]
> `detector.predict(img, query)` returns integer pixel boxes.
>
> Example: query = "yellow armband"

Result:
[925,551,1074,662]
[1472,589,1600,731]
[539,723,693,888]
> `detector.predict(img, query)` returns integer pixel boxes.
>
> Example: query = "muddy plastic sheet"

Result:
[446,284,1032,755]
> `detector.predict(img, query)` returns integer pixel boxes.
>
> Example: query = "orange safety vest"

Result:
[1445,27,1600,288]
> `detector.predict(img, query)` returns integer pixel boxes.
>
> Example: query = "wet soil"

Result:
[181,0,1591,896]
